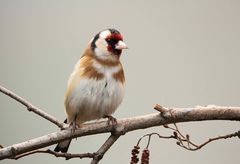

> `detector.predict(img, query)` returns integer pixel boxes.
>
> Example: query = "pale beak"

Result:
[115,40,128,50]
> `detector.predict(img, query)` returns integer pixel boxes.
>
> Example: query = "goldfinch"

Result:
[54,29,127,153]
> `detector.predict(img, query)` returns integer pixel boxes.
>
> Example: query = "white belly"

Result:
[67,77,125,124]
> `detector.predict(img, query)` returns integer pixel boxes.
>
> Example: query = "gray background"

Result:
[0,0,240,163]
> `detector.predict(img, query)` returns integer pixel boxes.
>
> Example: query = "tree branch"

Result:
[12,149,95,160]
[12,134,121,163]
[1,85,240,162]
[0,85,65,128]
[1,104,240,160]
[91,134,121,164]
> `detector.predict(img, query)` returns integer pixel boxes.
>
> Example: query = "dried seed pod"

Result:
[132,146,140,154]
[130,145,140,164]
[141,148,150,164]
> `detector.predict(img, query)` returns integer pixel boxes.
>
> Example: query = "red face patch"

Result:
[105,33,123,56]
[106,33,123,41]
[107,45,113,52]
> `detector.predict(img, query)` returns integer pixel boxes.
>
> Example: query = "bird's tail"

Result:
[54,119,72,153]
[54,139,72,153]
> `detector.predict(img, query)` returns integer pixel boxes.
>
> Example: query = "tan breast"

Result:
[79,46,125,84]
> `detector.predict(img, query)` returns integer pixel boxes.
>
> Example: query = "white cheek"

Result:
[94,39,109,58]
[95,39,108,52]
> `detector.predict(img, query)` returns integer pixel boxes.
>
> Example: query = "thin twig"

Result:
[168,110,185,138]
[137,127,239,153]
[0,85,65,128]
[91,134,121,164]
[182,130,240,151]
[13,149,94,160]
[163,123,240,151]
[137,132,174,147]
[133,129,239,164]
[152,108,240,151]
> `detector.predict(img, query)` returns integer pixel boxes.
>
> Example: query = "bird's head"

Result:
[90,29,128,62]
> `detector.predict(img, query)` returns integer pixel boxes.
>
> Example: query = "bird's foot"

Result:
[104,115,117,126]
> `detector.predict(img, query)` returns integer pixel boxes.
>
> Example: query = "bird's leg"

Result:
[71,121,76,134]
[70,114,79,134]
[104,115,117,126]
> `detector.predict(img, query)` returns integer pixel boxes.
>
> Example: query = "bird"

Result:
[54,28,128,153]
